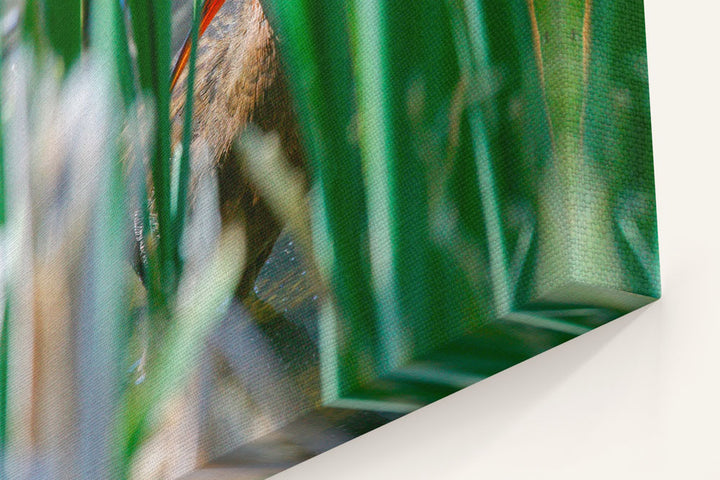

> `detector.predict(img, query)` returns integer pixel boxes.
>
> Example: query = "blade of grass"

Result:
[44,0,82,70]
[173,0,202,272]
[113,1,138,108]
[447,0,511,313]
[119,226,244,471]
[149,0,175,292]
[75,95,129,479]
[84,2,137,476]
[265,0,380,398]
[126,0,176,296]
[347,0,400,377]
[350,0,463,370]
[21,0,44,55]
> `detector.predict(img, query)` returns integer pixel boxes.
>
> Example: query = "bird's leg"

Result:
[216,146,283,300]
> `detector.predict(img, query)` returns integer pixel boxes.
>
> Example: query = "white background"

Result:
[280,1,720,478]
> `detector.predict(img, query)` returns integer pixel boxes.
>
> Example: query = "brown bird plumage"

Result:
[169,0,305,299]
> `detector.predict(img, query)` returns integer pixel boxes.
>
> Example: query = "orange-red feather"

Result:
[170,0,227,91]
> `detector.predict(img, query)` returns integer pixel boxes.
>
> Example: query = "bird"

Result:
[168,0,307,301]
[139,2,319,468]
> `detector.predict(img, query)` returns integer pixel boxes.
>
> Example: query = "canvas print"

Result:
[0,0,658,478]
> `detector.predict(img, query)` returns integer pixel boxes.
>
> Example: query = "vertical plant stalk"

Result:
[113,0,138,108]
[267,0,380,400]
[150,0,176,293]
[21,0,44,55]
[349,0,403,373]
[526,0,625,290]
[173,0,203,272]
[85,1,132,477]
[44,0,83,70]
[126,0,176,296]
[447,0,512,314]
[120,226,245,476]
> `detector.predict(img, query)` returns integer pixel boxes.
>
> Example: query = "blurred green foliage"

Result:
[265,0,659,409]
[0,0,241,477]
